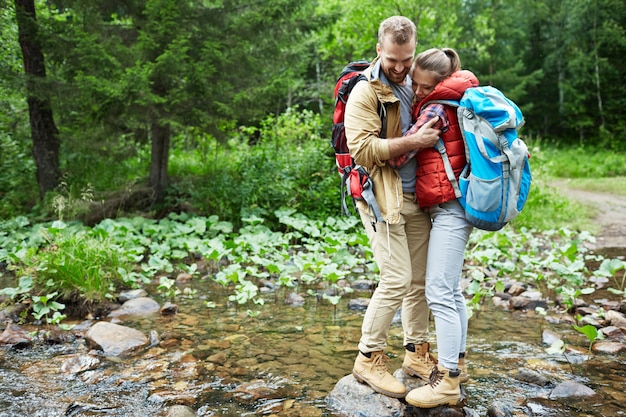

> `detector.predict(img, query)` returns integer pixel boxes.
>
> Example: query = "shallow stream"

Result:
[0,278,625,417]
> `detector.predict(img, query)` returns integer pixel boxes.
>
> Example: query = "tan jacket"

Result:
[344,60,404,224]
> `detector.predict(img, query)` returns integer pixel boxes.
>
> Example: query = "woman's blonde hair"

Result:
[413,48,461,82]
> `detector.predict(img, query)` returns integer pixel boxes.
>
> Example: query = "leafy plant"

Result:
[597,258,626,295]
[31,292,66,325]
[157,276,181,300]
[0,275,34,302]
[573,323,605,357]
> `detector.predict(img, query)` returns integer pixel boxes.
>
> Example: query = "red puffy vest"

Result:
[414,71,479,208]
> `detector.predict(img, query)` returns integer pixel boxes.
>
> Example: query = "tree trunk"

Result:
[14,0,61,199]
[149,119,170,202]
[592,0,605,129]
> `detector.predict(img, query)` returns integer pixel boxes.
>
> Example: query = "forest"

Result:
[0,4,625,414]
[0,0,625,223]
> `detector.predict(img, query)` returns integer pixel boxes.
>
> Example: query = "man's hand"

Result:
[386,116,442,159]
[407,116,440,149]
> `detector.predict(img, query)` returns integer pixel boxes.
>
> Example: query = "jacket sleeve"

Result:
[344,81,391,169]
[387,103,448,169]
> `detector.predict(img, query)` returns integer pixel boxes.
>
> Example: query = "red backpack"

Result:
[331,61,385,229]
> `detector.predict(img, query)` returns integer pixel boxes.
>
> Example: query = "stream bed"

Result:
[0,278,625,417]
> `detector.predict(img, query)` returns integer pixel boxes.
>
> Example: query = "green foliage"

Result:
[597,258,626,295]
[1,206,623,336]
[170,107,339,229]
[537,143,626,178]
[1,0,624,214]
[4,221,137,303]
[0,132,38,218]
[573,323,605,356]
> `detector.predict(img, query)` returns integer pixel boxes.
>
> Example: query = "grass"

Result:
[557,177,626,196]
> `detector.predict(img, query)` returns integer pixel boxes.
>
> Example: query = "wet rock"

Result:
[148,389,196,407]
[259,278,275,291]
[597,299,620,311]
[60,353,101,375]
[149,329,160,346]
[519,290,543,300]
[405,405,466,417]
[206,352,228,366]
[38,326,76,344]
[85,321,149,356]
[486,401,513,417]
[166,404,196,417]
[351,279,375,291]
[578,314,602,327]
[284,292,305,306]
[348,298,369,311]
[259,399,324,417]
[605,309,626,328]
[600,325,625,341]
[576,306,597,316]
[0,303,28,323]
[394,368,427,392]
[548,380,599,400]
[118,289,148,303]
[176,272,193,283]
[509,296,547,310]
[65,402,119,416]
[71,320,95,334]
[506,284,526,296]
[514,368,551,387]
[161,302,178,315]
[0,321,32,348]
[231,378,300,405]
[541,329,561,346]
[326,374,406,417]
[592,340,626,354]
[491,296,510,309]
[107,297,160,318]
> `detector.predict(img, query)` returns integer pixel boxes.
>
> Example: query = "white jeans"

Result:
[426,199,473,370]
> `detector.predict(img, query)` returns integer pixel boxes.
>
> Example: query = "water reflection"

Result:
[0,280,624,417]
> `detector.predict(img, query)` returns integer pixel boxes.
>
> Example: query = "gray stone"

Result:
[549,381,598,400]
[515,368,551,387]
[118,288,148,303]
[60,354,101,374]
[166,405,196,417]
[108,297,160,318]
[85,321,149,356]
[326,374,406,417]
[605,309,626,328]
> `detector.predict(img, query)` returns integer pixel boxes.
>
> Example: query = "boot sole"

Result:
[352,371,407,399]
[406,394,467,408]
[401,365,429,380]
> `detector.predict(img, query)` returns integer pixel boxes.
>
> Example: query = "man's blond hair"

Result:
[377,16,416,46]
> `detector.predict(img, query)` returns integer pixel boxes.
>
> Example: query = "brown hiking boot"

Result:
[353,351,407,398]
[458,352,469,383]
[402,342,437,380]
[405,364,466,408]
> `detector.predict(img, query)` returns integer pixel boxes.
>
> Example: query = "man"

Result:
[344,15,441,398]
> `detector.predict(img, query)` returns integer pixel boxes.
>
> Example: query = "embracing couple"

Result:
[344,15,478,408]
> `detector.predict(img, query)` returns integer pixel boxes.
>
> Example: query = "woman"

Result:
[389,47,478,408]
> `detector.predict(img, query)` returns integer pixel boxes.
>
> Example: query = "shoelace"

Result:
[420,352,436,365]
[428,367,445,387]
[372,352,391,376]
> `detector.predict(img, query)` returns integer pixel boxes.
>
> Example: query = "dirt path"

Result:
[553,181,626,250]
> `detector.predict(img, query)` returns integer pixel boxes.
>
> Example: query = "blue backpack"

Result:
[427,86,532,231]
